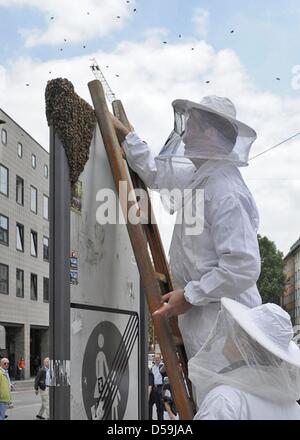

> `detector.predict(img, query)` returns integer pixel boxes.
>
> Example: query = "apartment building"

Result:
[283,238,300,328]
[0,108,49,379]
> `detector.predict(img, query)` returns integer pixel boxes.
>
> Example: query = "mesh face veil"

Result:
[156,97,257,166]
[154,97,257,213]
[188,304,300,411]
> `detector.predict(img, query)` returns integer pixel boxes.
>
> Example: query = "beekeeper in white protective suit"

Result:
[189,297,300,420]
[111,96,262,360]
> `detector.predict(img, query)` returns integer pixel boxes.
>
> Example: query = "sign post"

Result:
[49,127,71,420]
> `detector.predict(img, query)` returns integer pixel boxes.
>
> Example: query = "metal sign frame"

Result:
[49,127,71,420]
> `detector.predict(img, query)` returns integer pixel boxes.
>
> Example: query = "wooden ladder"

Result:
[88,80,195,420]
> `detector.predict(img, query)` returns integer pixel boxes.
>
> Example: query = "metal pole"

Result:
[139,283,148,420]
[49,127,71,420]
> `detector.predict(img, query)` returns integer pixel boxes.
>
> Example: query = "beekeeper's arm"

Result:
[184,193,261,306]
[195,387,244,420]
[111,114,159,189]
[123,132,161,189]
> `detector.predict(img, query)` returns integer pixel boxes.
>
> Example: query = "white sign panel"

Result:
[70,126,140,311]
[70,125,142,420]
[71,307,139,420]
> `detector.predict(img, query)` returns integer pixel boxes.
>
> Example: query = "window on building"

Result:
[30,273,37,300]
[1,128,7,145]
[16,269,24,298]
[16,176,24,206]
[43,236,49,261]
[43,195,49,220]
[0,263,9,295]
[16,223,24,252]
[43,277,49,303]
[0,214,8,246]
[44,164,48,179]
[31,154,36,169]
[17,142,23,158]
[0,164,9,197]
[30,230,37,257]
[43,194,49,220]
[30,186,37,214]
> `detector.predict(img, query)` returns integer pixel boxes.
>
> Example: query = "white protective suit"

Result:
[122,96,262,359]
[190,298,300,420]
[198,385,300,420]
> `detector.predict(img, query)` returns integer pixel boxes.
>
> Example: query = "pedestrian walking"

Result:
[34,357,50,420]
[148,353,165,420]
[0,358,11,420]
[162,376,179,420]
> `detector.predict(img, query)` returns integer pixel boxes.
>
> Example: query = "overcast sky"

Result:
[0,0,300,255]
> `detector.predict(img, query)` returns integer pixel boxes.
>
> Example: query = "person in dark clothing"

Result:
[162,376,178,420]
[148,368,154,419]
[34,357,50,420]
[148,368,154,394]
[33,356,41,376]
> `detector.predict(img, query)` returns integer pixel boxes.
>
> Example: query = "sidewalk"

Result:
[12,379,34,391]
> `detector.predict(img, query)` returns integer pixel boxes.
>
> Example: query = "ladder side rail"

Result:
[112,100,173,284]
[112,99,195,410]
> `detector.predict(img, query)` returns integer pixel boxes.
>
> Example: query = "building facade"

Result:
[0,108,49,379]
[282,238,300,328]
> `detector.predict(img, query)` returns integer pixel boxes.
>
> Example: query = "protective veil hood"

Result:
[188,299,300,408]
[156,95,257,166]
[154,96,257,213]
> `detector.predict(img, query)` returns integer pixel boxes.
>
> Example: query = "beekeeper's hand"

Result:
[153,289,192,319]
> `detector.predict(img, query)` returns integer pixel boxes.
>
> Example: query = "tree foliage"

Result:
[257,235,285,304]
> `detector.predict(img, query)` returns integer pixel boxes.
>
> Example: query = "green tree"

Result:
[257,235,285,304]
